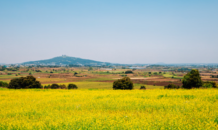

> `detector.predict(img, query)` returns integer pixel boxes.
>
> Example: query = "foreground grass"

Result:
[0,89,218,129]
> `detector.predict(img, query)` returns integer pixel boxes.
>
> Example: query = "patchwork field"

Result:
[0,89,218,129]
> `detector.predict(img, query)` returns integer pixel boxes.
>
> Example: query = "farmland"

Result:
[0,89,218,129]
[1,65,218,89]
[0,65,218,129]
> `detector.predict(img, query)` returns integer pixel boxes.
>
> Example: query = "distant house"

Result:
[100,68,112,71]
[129,66,146,69]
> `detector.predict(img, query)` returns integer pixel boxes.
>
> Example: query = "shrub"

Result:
[164,83,180,89]
[125,70,133,74]
[202,81,217,88]
[68,84,78,89]
[44,84,51,89]
[0,81,9,87]
[59,84,67,89]
[8,76,41,89]
[140,86,146,89]
[74,72,78,76]
[153,72,158,75]
[211,75,218,78]
[182,69,203,89]
[113,77,133,90]
[50,84,59,89]
[35,70,42,72]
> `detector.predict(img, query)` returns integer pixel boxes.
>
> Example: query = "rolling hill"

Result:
[22,55,112,66]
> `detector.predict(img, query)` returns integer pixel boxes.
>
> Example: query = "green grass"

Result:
[43,82,163,89]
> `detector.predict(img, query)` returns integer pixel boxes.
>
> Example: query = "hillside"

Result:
[22,55,111,66]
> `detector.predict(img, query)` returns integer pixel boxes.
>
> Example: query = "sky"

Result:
[0,0,218,64]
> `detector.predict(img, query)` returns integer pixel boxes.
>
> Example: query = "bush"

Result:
[59,84,67,89]
[202,81,217,88]
[153,72,158,75]
[164,83,180,89]
[0,81,9,87]
[113,77,133,90]
[211,75,218,78]
[182,69,203,89]
[74,72,78,76]
[50,84,59,89]
[68,84,78,89]
[140,86,146,89]
[44,84,51,89]
[8,76,41,89]
[125,70,133,74]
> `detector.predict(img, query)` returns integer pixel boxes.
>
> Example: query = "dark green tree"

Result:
[74,72,78,76]
[8,76,41,89]
[125,70,133,74]
[50,84,60,89]
[68,84,78,89]
[113,77,133,90]
[182,69,203,89]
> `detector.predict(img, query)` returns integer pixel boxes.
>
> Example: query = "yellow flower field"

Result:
[0,89,218,129]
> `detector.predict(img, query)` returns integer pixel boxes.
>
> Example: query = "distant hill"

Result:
[22,55,112,66]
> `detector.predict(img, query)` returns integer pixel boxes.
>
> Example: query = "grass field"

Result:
[43,82,164,89]
[0,89,218,129]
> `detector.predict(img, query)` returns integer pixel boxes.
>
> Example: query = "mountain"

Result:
[22,55,112,66]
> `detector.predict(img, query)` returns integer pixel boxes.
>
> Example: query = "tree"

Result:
[125,70,133,74]
[8,76,41,89]
[182,69,203,89]
[50,84,60,89]
[74,72,78,76]
[113,77,133,90]
[68,84,78,89]
[88,67,93,71]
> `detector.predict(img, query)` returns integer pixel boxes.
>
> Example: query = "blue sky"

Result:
[0,0,218,64]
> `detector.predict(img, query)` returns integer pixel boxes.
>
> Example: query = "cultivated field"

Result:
[1,66,218,88]
[1,66,218,129]
[0,89,218,129]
